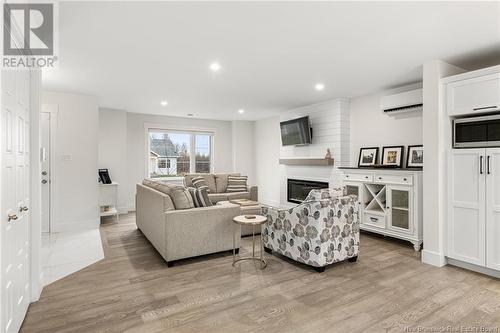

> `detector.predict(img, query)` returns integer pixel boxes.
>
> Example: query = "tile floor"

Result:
[41,228,104,285]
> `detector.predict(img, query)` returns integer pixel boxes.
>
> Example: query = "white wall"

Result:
[421,60,464,267]
[125,112,234,211]
[255,116,281,207]
[231,121,256,185]
[349,83,423,166]
[98,108,128,213]
[42,92,99,231]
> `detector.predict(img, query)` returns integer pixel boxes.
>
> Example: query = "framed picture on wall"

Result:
[381,146,404,168]
[358,147,379,167]
[407,145,423,168]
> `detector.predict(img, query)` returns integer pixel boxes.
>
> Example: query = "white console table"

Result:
[99,182,119,222]
[340,168,423,251]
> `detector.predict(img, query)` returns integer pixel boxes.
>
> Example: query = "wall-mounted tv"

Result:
[280,116,312,146]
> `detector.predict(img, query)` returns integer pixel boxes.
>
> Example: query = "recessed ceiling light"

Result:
[160,100,168,106]
[315,83,325,91]
[238,109,245,114]
[209,62,221,72]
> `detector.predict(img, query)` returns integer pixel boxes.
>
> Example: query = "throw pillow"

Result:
[188,187,213,207]
[191,176,210,193]
[169,186,195,209]
[226,175,248,193]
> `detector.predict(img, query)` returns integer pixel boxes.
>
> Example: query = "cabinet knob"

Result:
[19,206,29,212]
[378,177,382,180]
[365,176,368,179]
[8,213,18,221]
[403,178,407,181]
[346,175,349,178]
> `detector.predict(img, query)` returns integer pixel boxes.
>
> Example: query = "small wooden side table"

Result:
[232,215,267,269]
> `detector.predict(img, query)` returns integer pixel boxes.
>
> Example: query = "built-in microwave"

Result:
[453,114,500,148]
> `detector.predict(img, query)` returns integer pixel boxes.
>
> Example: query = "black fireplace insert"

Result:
[287,179,329,204]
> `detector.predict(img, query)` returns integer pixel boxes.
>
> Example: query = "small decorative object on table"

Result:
[381,146,404,168]
[245,215,256,219]
[406,145,423,168]
[325,148,332,159]
[358,147,379,167]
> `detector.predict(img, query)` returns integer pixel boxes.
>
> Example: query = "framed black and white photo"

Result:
[407,145,423,168]
[381,146,404,168]
[358,147,379,167]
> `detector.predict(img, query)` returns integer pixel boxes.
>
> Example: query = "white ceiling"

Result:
[43,1,500,121]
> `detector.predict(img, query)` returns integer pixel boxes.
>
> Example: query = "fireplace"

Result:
[287,179,329,204]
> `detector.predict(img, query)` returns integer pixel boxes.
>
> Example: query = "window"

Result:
[148,129,213,178]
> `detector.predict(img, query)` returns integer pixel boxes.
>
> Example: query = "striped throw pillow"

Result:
[191,176,210,193]
[188,187,213,207]
[226,175,248,193]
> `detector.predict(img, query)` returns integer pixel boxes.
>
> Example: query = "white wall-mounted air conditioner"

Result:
[381,88,423,115]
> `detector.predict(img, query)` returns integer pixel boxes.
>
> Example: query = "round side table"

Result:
[232,215,267,269]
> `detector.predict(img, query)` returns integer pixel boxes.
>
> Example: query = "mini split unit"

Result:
[381,88,423,115]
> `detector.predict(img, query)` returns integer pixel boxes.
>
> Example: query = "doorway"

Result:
[40,105,57,234]
[41,112,51,233]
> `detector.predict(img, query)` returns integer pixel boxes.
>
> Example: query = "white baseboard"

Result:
[421,249,447,267]
[447,258,500,278]
[52,218,100,232]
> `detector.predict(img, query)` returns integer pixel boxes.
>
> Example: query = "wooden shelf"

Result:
[279,158,334,166]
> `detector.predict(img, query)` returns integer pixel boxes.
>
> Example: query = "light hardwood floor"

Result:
[21,213,500,333]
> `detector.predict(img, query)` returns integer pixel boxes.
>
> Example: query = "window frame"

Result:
[144,124,215,178]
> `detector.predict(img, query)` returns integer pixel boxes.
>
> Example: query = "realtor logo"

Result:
[2,2,58,68]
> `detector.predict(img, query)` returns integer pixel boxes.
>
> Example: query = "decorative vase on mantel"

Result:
[325,148,332,160]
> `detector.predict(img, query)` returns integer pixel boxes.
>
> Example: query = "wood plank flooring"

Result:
[21,213,500,332]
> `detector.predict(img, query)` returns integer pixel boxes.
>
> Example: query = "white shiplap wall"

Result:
[279,98,350,206]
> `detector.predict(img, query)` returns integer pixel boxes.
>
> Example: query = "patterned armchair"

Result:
[261,189,360,272]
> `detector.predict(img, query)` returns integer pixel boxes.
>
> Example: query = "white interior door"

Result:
[41,112,50,233]
[1,70,31,333]
[447,149,486,266]
[486,148,500,271]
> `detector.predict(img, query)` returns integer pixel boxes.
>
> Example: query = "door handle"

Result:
[7,213,18,222]
[19,206,28,212]
[487,156,491,175]
[480,156,484,175]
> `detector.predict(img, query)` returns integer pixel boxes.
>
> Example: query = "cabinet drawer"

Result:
[363,213,385,229]
[447,73,500,116]
[374,174,413,185]
[343,172,372,182]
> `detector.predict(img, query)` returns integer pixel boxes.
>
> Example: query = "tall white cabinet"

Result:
[448,148,500,270]
[444,65,500,275]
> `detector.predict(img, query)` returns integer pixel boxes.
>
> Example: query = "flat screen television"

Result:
[280,116,312,146]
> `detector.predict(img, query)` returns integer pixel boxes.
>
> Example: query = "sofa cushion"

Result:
[184,174,216,193]
[191,176,210,193]
[227,175,248,193]
[227,192,251,201]
[214,173,240,193]
[187,187,213,207]
[208,193,229,203]
[169,186,195,209]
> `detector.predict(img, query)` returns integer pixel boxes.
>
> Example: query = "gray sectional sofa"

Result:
[136,173,259,265]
